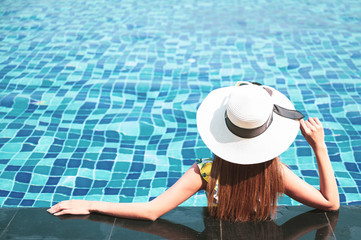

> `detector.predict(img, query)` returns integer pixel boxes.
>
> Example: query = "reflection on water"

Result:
[58,208,339,240]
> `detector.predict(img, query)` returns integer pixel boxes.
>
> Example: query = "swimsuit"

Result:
[196,158,218,202]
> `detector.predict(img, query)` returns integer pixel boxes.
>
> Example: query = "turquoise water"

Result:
[0,0,360,207]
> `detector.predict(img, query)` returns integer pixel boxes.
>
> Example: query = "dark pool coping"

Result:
[0,205,360,239]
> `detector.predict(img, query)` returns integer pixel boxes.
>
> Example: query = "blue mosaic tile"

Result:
[0,0,361,208]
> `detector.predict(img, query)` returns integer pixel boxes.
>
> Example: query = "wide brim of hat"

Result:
[196,86,300,164]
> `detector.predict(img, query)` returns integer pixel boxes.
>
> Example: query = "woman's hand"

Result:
[47,200,93,216]
[300,118,326,150]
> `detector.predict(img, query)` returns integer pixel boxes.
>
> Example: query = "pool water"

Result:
[0,0,360,207]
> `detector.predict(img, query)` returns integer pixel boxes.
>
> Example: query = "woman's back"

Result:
[200,156,284,222]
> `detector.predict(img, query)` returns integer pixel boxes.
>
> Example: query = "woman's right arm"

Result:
[282,118,339,211]
[47,162,206,220]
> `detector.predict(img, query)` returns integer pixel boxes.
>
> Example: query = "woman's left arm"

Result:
[282,118,339,211]
[48,163,206,221]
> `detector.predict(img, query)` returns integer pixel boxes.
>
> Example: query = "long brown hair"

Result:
[207,156,284,222]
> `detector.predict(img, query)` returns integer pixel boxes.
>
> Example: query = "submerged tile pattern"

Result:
[0,0,360,207]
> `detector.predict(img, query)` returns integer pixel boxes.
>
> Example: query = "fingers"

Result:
[299,117,325,149]
[299,117,324,139]
[306,117,316,127]
[308,117,316,125]
[300,118,312,133]
[304,119,315,130]
[299,119,307,134]
[313,117,323,126]
[300,118,322,130]
[47,200,91,216]
[53,210,70,216]
[47,201,69,214]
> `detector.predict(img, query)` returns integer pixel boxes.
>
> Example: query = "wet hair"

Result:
[207,156,284,222]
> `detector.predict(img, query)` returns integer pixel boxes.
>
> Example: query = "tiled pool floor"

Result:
[0,0,361,208]
[1,206,361,239]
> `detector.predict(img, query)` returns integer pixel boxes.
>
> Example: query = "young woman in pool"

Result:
[48,82,339,222]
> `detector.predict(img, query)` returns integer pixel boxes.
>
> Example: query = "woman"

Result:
[47,82,339,222]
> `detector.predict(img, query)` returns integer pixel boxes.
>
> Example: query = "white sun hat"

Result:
[196,82,304,165]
